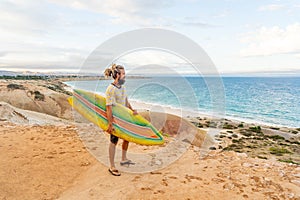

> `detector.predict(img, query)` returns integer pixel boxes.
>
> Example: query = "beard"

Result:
[118,78,125,85]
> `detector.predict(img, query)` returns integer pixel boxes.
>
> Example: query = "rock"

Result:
[290,180,300,187]
[223,183,235,190]
[155,160,162,165]
[263,163,271,168]
[287,193,295,199]
[251,176,260,183]
[237,153,248,158]
[293,173,300,178]
[182,138,191,144]
[279,170,285,177]
[193,146,200,151]
[242,162,253,168]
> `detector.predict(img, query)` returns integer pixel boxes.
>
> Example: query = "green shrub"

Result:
[267,135,285,140]
[240,131,253,137]
[257,155,267,160]
[269,147,291,156]
[33,91,45,101]
[7,83,25,90]
[238,123,244,128]
[197,123,203,128]
[291,130,298,134]
[223,123,235,129]
[278,159,299,165]
[249,126,262,133]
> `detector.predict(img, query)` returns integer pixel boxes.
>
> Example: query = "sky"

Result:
[0,0,300,75]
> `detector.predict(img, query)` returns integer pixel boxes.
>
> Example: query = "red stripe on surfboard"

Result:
[73,92,159,139]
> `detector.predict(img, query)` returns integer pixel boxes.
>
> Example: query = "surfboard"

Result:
[68,89,164,145]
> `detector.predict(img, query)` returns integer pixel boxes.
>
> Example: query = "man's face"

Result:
[119,69,125,80]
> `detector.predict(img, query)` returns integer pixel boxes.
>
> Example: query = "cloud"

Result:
[212,9,230,18]
[118,49,183,66]
[0,0,56,37]
[171,16,216,28]
[115,49,200,75]
[239,23,300,57]
[0,52,8,57]
[0,1,98,72]
[179,21,215,28]
[0,43,87,71]
[49,0,173,26]
[49,0,215,28]
[258,4,285,11]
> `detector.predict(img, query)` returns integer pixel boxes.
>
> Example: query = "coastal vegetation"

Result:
[0,75,77,80]
[7,83,25,90]
[190,118,300,165]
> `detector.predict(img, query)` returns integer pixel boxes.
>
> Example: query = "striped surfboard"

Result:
[68,89,164,145]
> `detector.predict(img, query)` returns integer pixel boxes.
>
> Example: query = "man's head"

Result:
[115,65,125,85]
[104,64,126,85]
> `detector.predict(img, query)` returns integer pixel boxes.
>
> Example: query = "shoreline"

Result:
[130,98,298,129]
[63,79,300,129]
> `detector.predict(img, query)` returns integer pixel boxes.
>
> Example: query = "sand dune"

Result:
[0,80,73,120]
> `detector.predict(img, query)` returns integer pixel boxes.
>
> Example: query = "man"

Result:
[104,64,137,176]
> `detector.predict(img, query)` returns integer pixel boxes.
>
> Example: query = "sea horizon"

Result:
[1,69,300,78]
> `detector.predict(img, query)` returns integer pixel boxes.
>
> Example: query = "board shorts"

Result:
[110,134,119,144]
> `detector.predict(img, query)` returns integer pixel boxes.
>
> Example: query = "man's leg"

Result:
[108,135,121,175]
[121,140,129,161]
[109,142,116,168]
[109,135,119,168]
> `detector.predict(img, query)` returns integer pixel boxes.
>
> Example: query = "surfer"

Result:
[104,64,137,176]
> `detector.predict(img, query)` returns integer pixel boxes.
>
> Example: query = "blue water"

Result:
[66,77,300,127]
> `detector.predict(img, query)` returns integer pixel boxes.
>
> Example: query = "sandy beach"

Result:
[0,79,299,200]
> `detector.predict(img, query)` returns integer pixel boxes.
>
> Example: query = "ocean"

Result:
[65,76,300,128]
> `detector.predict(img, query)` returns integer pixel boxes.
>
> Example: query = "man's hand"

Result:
[132,109,138,115]
[106,123,114,134]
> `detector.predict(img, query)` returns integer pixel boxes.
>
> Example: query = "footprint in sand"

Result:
[45,155,54,159]
[161,178,168,186]
[153,190,165,194]
[185,174,202,181]
[211,177,225,183]
[50,150,57,155]
[53,141,63,144]
[80,161,90,166]
[150,171,162,175]
[140,187,152,191]
[132,175,141,182]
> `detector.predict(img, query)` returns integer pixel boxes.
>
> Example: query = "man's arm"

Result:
[106,105,114,133]
[126,97,137,115]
